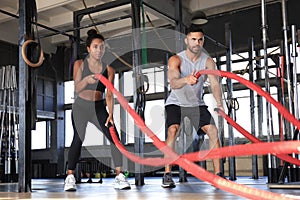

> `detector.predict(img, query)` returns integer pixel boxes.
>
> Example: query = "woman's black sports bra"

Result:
[81,59,108,92]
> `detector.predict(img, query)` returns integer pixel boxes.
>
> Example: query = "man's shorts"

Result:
[165,104,216,135]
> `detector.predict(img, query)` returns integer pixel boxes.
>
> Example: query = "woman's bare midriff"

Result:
[78,90,103,101]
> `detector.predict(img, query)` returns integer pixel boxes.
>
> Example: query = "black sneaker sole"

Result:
[161,183,176,188]
[119,186,131,190]
[65,188,76,192]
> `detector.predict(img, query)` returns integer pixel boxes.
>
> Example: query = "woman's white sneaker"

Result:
[114,173,131,190]
[64,174,77,191]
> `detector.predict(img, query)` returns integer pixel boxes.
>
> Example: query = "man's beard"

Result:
[188,45,201,54]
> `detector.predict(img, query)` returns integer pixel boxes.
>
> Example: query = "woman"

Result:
[64,29,130,191]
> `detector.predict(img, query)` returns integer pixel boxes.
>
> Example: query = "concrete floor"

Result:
[0,176,299,199]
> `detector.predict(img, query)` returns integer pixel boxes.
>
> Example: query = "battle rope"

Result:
[215,108,300,166]
[195,70,300,167]
[94,73,299,200]
[109,124,300,166]
[194,70,300,130]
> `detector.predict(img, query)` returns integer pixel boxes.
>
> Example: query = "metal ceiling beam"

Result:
[40,14,131,39]
[0,8,74,38]
[143,0,191,26]
[74,0,131,19]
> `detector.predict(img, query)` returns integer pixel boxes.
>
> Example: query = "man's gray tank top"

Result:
[165,50,209,107]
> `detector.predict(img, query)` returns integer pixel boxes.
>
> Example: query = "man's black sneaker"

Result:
[161,173,176,188]
[216,172,226,179]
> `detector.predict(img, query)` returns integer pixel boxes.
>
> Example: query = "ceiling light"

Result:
[191,10,208,25]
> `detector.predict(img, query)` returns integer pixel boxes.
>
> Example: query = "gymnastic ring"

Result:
[21,39,44,68]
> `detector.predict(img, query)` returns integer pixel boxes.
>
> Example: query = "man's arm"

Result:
[168,55,197,89]
[206,58,223,108]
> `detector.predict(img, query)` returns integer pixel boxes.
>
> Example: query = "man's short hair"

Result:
[186,24,204,34]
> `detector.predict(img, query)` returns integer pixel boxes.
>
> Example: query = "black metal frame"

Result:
[73,0,131,60]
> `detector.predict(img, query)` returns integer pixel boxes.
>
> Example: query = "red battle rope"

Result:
[109,124,300,165]
[194,70,300,130]
[215,108,300,166]
[94,72,300,200]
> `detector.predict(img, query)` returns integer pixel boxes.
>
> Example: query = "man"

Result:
[162,24,224,188]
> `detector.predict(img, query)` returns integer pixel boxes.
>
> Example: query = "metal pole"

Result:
[281,0,293,140]
[255,50,264,139]
[216,56,225,175]
[131,0,144,186]
[175,0,187,182]
[291,25,299,182]
[225,23,236,181]
[261,0,277,183]
[164,54,169,141]
[18,0,32,192]
[175,0,184,53]
[118,71,128,173]
[291,25,299,119]
[119,71,127,145]
[73,12,81,60]
[282,0,297,182]
[261,0,272,183]
[249,37,258,179]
